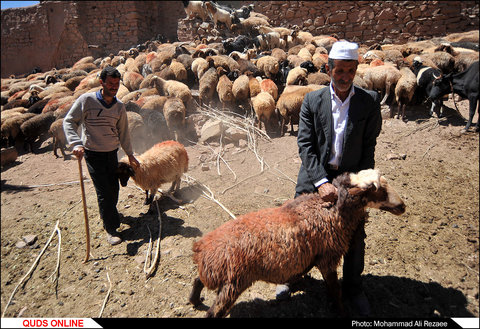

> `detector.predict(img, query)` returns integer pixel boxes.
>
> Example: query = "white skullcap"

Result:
[329,41,359,60]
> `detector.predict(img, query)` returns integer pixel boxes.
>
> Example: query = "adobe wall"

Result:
[1,1,184,78]
[1,1,478,78]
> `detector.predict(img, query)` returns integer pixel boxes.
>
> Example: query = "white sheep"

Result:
[361,64,402,105]
[204,1,235,30]
[394,67,417,120]
[189,169,406,317]
[182,1,209,21]
[117,140,189,206]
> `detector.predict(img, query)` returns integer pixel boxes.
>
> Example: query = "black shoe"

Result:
[349,291,371,317]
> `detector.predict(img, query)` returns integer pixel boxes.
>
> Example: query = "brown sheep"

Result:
[394,67,417,120]
[123,71,144,92]
[163,97,186,141]
[189,169,405,317]
[232,74,250,106]
[276,84,325,136]
[254,55,279,79]
[259,78,279,101]
[1,112,36,147]
[307,71,331,86]
[48,118,67,158]
[199,67,218,107]
[251,91,276,132]
[247,74,261,98]
[361,64,402,105]
[117,140,189,206]
[151,76,192,105]
[216,67,234,110]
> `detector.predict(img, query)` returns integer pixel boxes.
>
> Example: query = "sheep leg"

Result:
[189,277,205,307]
[280,116,285,136]
[380,90,389,105]
[463,97,478,132]
[52,137,59,158]
[319,268,346,316]
[207,282,242,318]
[167,178,180,193]
[144,190,155,205]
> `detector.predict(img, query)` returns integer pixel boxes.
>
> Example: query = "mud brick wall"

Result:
[1,1,478,78]
[1,1,183,77]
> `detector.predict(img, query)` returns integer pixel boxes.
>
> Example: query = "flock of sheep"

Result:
[1,3,478,166]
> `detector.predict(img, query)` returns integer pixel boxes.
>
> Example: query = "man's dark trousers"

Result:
[294,168,366,297]
[84,149,120,234]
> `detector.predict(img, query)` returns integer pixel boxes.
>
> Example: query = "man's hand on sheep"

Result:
[317,182,337,203]
[128,154,140,169]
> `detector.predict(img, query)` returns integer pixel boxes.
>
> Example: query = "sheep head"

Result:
[334,169,406,216]
[117,162,135,187]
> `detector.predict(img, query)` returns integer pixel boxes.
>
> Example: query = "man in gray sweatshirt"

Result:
[63,66,139,245]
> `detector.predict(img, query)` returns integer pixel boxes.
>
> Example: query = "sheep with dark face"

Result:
[117,140,189,206]
[189,169,405,318]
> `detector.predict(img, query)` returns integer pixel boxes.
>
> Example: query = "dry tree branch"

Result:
[98,270,112,318]
[144,200,162,279]
[221,171,264,195]
[48,224,62,296]
[183,174,236,219]
[2,220,61,317]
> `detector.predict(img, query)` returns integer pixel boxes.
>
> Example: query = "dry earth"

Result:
[1,98,478,320]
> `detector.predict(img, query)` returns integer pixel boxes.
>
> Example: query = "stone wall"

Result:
[1,1,184,78]
[1,1,478,78]
[178,1,479,44]
[252,1,479,45]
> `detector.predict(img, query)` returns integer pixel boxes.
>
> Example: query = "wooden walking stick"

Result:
[77,157,91,263]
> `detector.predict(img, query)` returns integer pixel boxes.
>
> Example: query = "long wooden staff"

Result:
[77,157,91,263]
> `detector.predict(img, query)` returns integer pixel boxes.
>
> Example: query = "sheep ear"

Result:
[128,166,135,177]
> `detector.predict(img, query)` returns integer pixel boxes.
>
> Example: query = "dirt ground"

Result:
[1,97,478,320]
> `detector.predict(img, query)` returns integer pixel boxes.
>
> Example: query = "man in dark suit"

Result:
[276,41,382,316]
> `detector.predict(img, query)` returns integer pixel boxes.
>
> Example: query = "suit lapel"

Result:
[319,88,333,146]
[343,86,362,150]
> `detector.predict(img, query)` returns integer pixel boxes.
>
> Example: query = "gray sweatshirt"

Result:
[63,91,133,155]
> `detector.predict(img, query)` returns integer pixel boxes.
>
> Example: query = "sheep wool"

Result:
[118,140,189,205]
[189,169,405,317]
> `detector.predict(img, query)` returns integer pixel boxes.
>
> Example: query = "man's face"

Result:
[327,60,358,93]
[101,76,120,98]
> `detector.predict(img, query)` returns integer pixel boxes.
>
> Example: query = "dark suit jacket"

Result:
[295,85,382,196]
